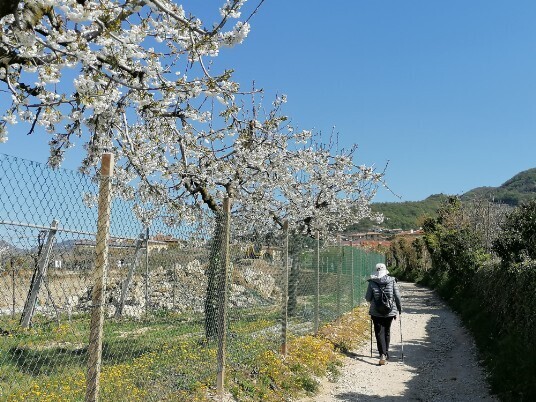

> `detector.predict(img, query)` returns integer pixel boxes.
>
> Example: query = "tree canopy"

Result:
[0,0,384,236]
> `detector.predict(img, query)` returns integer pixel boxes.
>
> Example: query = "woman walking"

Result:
[366,263,402,365]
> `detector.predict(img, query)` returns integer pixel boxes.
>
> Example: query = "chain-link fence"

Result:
[0,152,384,401]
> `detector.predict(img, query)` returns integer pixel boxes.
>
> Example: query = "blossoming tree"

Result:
[238,134,384,315]
[0,0,253,155]
[0,0,385,338]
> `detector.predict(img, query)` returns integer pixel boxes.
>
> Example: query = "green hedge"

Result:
[393,259,536,401]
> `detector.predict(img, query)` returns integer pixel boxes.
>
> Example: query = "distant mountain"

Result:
[349,168,536,231]
[27,239,79,254]
[0,239,22,254]
[54,239,78,251]
[461,168,536,206]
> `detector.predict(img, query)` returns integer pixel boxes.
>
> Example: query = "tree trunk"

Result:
[204,211,225,339]
[287,256,299,317]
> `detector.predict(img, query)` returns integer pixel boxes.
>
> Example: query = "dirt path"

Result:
[300,282,497,402]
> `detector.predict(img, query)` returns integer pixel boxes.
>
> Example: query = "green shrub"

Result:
[412,198,536,401]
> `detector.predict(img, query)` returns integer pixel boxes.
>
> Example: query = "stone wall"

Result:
[76,259,282,319]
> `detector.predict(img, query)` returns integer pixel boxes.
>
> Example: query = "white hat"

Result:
[375,263,389,278]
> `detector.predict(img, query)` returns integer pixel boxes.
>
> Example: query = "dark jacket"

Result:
[365,275,402,317]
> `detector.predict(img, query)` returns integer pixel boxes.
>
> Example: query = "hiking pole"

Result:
[399,313,404,363]
[370,318,373,358]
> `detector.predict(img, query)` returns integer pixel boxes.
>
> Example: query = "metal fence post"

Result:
[314,230,320,334]
[216,197,231,398]
[20,219,58,328]
[11,257,16,319]
[281,220,289,355]
[86,152,114,402]
[115,232,145,318]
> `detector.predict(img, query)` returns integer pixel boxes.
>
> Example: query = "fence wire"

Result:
[0,153,384,401]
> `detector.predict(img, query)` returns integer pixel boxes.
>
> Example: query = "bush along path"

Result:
[300,282,497,402]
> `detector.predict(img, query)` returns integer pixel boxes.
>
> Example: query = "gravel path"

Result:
[300,282,497,402]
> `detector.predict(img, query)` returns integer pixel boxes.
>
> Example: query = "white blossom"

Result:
[0,0,384,238]
[0,124,7,143]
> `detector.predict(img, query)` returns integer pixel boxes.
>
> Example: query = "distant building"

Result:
[341,229,423,251]
[341,232,392,251]
[74,234,181,252]
[148,233,182,251]
[344,231,390,244]
[241,243,281,262]
[394,229,424,240]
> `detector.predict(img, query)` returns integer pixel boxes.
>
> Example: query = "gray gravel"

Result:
[300,281,497,402]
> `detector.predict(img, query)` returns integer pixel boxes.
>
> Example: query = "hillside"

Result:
[350,168,536,231]
[461,168,536,206]
[348,194,449,231]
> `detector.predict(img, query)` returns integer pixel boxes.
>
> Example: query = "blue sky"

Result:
[2,0,536,202]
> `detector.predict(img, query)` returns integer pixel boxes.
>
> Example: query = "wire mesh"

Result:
[0,153,385,401]
[0,154,99,400]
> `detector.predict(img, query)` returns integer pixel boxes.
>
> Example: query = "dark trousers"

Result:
[372,315,395,356]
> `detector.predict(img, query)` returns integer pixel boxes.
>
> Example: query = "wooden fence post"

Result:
[281,220,289,355]
[350,241,355,307]
[86,153,114,402]
[314,230,320,334]
[337,234,341,316]
[216,197,231,398]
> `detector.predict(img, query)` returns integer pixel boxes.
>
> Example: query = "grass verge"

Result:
[1,306,370,401]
